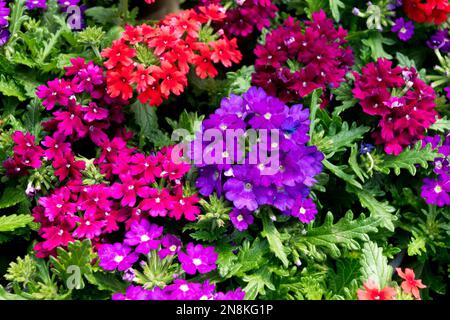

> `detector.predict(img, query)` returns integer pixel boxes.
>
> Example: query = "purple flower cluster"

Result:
[252,10,354,104]
[427,29,450,53]
[0,0,10,46]
[421,133,450,207]
[200,0,278,37]
[112,281,245,300]
[194,87,324,227]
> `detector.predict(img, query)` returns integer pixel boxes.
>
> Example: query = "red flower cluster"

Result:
[352,58,437,155]
[101,5,242,107]
[403,0,450,25]
[252,10,354,104]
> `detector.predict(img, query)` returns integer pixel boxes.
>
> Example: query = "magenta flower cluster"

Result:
[199,0,278,37]
[194,86,324,228]
[252,10,354,104]
[2,58,202,258]
[0,0,10,46]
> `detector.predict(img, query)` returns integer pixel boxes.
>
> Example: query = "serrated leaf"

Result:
[261,212,289,268]
[242,266,275,300]
[354,189,397,232]
[429,117,450,133]
[0,214,33,232]
[360,241,393,288]
[330,258,360,298]
[0,75,26,101]
[320,122,370,154]
[50,240,94,289]
[237,238,269,275]
[329,0,345,22]
[85,272,128,293]
[294,211,379,259]
[131,101,172,148]
[377,141,440,176]
[323,159,363,189]
[0,188,26,209]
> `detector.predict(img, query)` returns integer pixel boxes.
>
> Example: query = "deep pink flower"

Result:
[41,134,71,160]
[36,79,76,110]
[169,194,200,221]
[110,175,152,207]
[139,188,173,217]
[53,153,86,181]
[82,102,109,122]
[130,153,161,183]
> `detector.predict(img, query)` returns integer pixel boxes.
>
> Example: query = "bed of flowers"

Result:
[0,0,448,301]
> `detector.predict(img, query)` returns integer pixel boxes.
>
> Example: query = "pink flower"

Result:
[38,189,77,222]
[130,153,161,183]
[110,176,152,207]
[169,193,200,221]
[396,268,426,300]
[139,188,173,217]
[82,102,109,122]
[124,219,163,254]
[40,226,75,251]
[41,134,71,160]
[73,213,106,239]
[36,79,76,110]
[53,153,85,181]
[357,280,396,300]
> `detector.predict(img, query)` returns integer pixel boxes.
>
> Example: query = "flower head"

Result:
[357,280,396,300]
[396,268,426,299]
[391,18,414,41]
[98,243,139,271]
[178,243,218,275]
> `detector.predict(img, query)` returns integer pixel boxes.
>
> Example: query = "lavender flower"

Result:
[391,18,414,42]
[158,234,182,259]
[0,28,9,46]
[124,220,163,255]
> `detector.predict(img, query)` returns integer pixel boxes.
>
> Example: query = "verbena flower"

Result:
[98,243,139,271]
[26,0,47,10]
[396,268,426,300]
[352,58,437,155]
[124,220,163,254]
[199,0,278,38]
[252,10,354,104]
[194,86,323,224]
[102,6,242,107]
[403,0,450,25]
[357,280,396,300]
[427,29,450,53]
[0,0,10,28]
[178,243,218,275]
[230,208,254,231]
[391,17,414,41]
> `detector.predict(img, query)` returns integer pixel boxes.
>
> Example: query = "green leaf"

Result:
[0,75,26,101]
[84,7,120,25]
[329,0,345,22]
[50,240,94,289]
[354,189,397,232]
[237,238,270,275]
[85,272,128,293]
[294,211,379,260]
[360,241,393,288]
[323,159,363,189]
[0,214,33,232]
[319,122,370,154]
[131,101,172,148]
[261,211,289,268]
[429,117,450,133]
[242,266,275,300]
[0,187,26,209]
[376,141,440,176]
[0,286,27,300]
[362,33,392,60]
[329,258,360,299]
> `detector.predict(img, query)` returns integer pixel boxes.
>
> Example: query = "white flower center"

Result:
[434,185,442,193]
[299,207,306,215]
[193,258,202,266]
[179,284,189,292]
[140,234,150,242]
[114,255,124,263]
[169,245,177,252]
[237,214,244,222]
